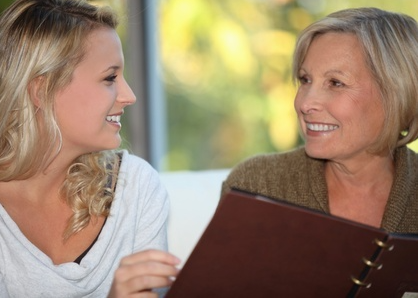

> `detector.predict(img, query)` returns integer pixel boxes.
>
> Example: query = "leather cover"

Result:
[165,189,418,298]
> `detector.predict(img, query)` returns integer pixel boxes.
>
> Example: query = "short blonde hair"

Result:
[0,0,120,239]
[293,7,418,154]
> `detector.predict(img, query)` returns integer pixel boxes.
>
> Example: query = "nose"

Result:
[117,77,136,106]
[294,85,323,115]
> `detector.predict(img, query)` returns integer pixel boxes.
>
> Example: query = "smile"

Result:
[106,115,121,123]
[306,123,338,132]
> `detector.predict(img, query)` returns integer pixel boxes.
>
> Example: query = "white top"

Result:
[0,150,169,298]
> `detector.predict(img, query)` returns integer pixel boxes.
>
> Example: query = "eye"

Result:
[105,75,117,83]
[298,75,311,85]
[330,79,344,87]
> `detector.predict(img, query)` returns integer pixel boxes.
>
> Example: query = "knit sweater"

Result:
[0,150,169,297]
[222,146,418,233]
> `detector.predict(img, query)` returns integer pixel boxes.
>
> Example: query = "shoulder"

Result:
[386,146,418,232]
[402,146,418,164]
[227,147,307,179]
[119,150,153,170]
[395,146,418,180]
[222,147,311,198]
[394,146,418,189]
[116,150,167,198]
[119,150,159,180]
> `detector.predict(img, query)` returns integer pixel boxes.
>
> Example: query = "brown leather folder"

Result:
[165,189,418,298]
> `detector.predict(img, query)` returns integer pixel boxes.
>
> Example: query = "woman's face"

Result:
[294,32,385,164]
[54,27,136,156]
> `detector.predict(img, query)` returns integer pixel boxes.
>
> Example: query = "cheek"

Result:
[55,89,95,127]
[293,88,302,107]
[293,93,303,116]
[337,98,382,137]
[367,106,385,137]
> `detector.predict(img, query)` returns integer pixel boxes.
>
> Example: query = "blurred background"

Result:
[2,0,418,171]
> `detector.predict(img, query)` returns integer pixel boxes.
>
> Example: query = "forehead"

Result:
[85,27,121,46]
[305,33,363,65]
[78,27,123,68]
[302,32,372,78]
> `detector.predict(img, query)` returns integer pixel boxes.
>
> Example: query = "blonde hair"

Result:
[293,7,418,154]
[0,0,120,239]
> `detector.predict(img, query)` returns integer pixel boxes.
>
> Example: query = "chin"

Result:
[107,142,122,151]
[304,145,329,160]
[96,138,122,151]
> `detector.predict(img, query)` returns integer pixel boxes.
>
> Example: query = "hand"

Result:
[108,249,180,298]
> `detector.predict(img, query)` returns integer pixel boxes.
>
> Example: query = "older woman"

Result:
[222,7,418,233]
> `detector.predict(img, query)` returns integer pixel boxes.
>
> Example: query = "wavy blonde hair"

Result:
[293,7,418,154]
[0,0,120,239]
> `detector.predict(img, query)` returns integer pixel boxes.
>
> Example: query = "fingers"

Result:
[111,291,157,298]
[119,249,180,267]
[114,257,178,287]
[119,292,157,298]
[108,250,180,298]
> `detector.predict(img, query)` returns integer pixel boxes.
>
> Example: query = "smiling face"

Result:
[54,27,136,156]
[294,32,385,164]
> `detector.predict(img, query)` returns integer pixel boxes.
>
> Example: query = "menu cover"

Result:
[165,189,418,298]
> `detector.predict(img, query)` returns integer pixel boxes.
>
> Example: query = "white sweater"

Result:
[0,150,169,297]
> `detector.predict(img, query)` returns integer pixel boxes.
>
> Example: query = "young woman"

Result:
[0,0,179,297]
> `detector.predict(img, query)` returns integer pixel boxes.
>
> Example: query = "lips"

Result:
[306,123,338,132]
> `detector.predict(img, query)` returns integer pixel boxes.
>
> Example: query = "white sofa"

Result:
[159,169,230,267]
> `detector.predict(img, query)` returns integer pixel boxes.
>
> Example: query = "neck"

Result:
[325,153,395,227]
[0,151,77,206]
[325,152,395,189]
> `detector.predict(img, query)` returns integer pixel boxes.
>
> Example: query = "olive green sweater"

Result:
[222,146,418,233]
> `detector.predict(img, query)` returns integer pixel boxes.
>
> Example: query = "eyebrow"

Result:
[102,65,121,73]
[324,69,346,76]
[299,67,348,77]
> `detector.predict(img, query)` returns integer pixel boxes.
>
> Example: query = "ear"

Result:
[28,76,45,108]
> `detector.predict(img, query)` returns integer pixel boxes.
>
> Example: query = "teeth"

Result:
[307,123,338,132]
[106,115,121,123]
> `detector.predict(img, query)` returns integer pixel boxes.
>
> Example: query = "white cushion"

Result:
[159,169,230,266]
